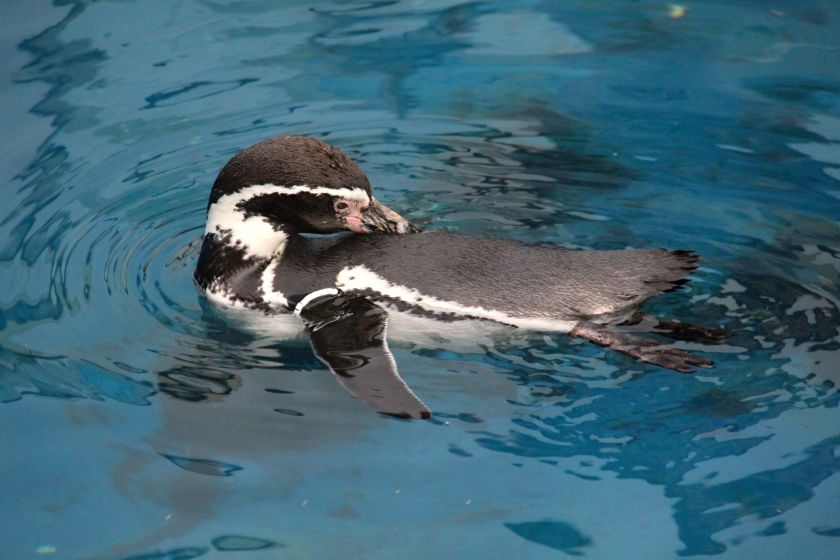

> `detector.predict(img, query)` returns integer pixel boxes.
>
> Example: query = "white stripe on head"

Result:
[335,265,578,333]
[243,183,371,202]
[205,184,369,259]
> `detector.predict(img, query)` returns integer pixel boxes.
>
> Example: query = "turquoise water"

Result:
[1,0,839,558]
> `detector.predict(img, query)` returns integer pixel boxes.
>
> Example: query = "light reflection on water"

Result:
[0,1,838,559]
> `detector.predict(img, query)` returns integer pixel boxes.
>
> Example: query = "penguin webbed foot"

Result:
[297,293,431,419]
[652,319,726,344]
[621,314,726,344]
[570,324,714,373]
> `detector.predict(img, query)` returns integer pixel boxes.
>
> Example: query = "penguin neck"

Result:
[193,231,279,297]
[196,196,290,297]
[204,193,290,261]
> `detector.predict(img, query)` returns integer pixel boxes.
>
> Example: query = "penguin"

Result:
[194,135,723,419]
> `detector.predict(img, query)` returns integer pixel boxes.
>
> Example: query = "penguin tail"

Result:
[643,249,700,294]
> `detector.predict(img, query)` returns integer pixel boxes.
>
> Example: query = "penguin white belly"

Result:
[205,297,308,340]
[205,295,522,351]
[382,305,515,349]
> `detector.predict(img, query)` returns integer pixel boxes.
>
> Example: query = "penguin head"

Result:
[204,136,415,255]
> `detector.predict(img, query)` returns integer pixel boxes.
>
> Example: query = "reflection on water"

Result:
[159,454,243,477]
[505,520,593,555]
[117,534,282,560]
[1,0,839,559]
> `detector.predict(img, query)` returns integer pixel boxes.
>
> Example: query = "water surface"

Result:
[1,1,839,558]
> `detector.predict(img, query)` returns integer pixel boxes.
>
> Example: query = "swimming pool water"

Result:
[1,1,839,558]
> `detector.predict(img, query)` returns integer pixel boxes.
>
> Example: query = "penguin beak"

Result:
[359,198,417,234]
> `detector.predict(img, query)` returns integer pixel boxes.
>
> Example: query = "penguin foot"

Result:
[570,324,714,373]
[652,319,726,344]
[621,315,726,344]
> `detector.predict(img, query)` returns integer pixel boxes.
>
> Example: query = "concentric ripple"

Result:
[2,2,840,557]
[0,138,217,402]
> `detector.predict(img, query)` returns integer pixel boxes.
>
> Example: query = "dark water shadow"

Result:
[505,520,593,556]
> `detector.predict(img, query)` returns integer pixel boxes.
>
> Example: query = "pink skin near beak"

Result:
[337,197,415,234]
[345,215,367,233]
[340,200,369,233]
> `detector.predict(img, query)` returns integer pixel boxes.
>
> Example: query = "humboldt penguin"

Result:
[194,135,723,419]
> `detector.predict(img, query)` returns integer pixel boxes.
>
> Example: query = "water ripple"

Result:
[2,2,839,559]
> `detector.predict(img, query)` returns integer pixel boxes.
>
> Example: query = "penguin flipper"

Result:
[297,293,431,419]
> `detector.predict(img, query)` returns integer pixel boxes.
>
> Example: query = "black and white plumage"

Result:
[194,135,723,419]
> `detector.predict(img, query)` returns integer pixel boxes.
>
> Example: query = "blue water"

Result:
[1,1,839,558]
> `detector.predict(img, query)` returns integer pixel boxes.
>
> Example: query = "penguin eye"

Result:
[335,201,349,211]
